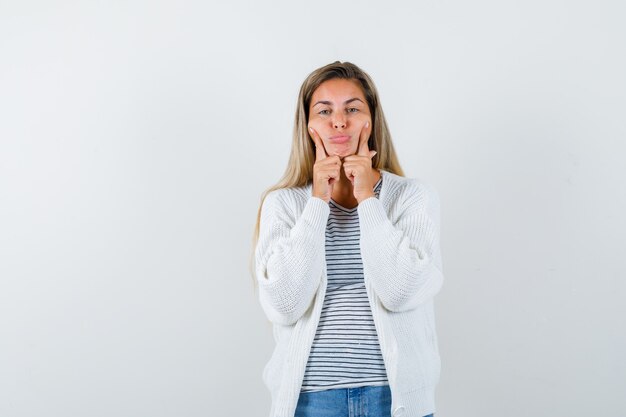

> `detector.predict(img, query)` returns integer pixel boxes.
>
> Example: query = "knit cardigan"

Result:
[255,169,444,417]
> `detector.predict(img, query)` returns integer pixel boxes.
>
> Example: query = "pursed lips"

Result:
[329,135,351,144]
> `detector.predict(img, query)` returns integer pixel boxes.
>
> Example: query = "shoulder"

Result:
[382,170,440,207]
[261,184,311,214]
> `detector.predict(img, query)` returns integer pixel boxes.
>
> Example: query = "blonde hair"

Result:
[249,61,405,289]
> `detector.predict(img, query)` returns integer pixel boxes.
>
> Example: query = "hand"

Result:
[342,121,378,203]
[309,126,342,203]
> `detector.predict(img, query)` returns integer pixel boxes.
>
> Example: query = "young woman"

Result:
[251,61,443,417]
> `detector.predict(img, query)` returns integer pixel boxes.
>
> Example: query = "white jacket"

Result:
[255,169,444,417]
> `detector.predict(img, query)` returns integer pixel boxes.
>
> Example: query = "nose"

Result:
[333,115,346,129]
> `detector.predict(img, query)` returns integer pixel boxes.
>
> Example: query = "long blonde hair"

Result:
[249,61,405,289]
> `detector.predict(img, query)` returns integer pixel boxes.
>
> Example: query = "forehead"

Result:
[311,78,365,103]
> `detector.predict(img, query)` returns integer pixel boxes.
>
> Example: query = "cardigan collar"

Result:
[303,168,396,206]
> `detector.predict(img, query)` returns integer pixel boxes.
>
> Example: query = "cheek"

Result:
[356,114,372,124]
[308,117,324,129]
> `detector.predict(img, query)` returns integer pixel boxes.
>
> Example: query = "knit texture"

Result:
[255,169,444,417]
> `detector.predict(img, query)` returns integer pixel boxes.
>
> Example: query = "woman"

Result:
[251,61,443,417]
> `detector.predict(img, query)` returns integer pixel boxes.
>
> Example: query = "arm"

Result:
[254,190,329,325]
[358,181,444,312]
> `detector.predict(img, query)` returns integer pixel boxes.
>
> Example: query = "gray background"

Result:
[1,1,625,416]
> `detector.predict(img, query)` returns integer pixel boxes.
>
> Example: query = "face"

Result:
[308,78,372,158]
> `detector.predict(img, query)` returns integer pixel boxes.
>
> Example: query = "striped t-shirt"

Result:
[301,176,388,392]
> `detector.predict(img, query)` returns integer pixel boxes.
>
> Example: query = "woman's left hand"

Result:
[342,121,378,203]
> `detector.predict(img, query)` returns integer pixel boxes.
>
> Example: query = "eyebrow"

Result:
[312,97,365,107]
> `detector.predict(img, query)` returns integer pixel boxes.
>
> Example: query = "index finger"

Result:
[357,121,371,157]
[309,126,328,162]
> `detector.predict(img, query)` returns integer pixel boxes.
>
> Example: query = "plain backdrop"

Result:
[1,1,625,416]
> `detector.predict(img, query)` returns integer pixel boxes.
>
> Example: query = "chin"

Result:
[336,151,355,159]
[331,145,357,156]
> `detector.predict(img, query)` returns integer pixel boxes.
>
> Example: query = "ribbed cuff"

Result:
[399,385,436,417]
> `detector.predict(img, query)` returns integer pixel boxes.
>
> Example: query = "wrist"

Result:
[357,192,375,204]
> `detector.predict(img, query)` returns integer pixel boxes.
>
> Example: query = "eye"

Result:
[347,107,359,113]
[318,109,330,115]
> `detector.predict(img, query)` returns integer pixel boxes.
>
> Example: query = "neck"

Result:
[331,168,381,202]
[332,169,355,198]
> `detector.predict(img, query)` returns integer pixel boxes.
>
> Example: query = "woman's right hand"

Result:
[309,126,341,203]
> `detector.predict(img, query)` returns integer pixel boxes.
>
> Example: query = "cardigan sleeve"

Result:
[254,190,330,325]
[357,181,444,312]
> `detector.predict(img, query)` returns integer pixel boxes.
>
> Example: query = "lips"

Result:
[329,135,351,144]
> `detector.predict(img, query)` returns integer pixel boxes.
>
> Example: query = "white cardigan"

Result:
[255,169,444,417]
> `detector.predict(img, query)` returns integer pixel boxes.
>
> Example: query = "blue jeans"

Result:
[295,385,434,417]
